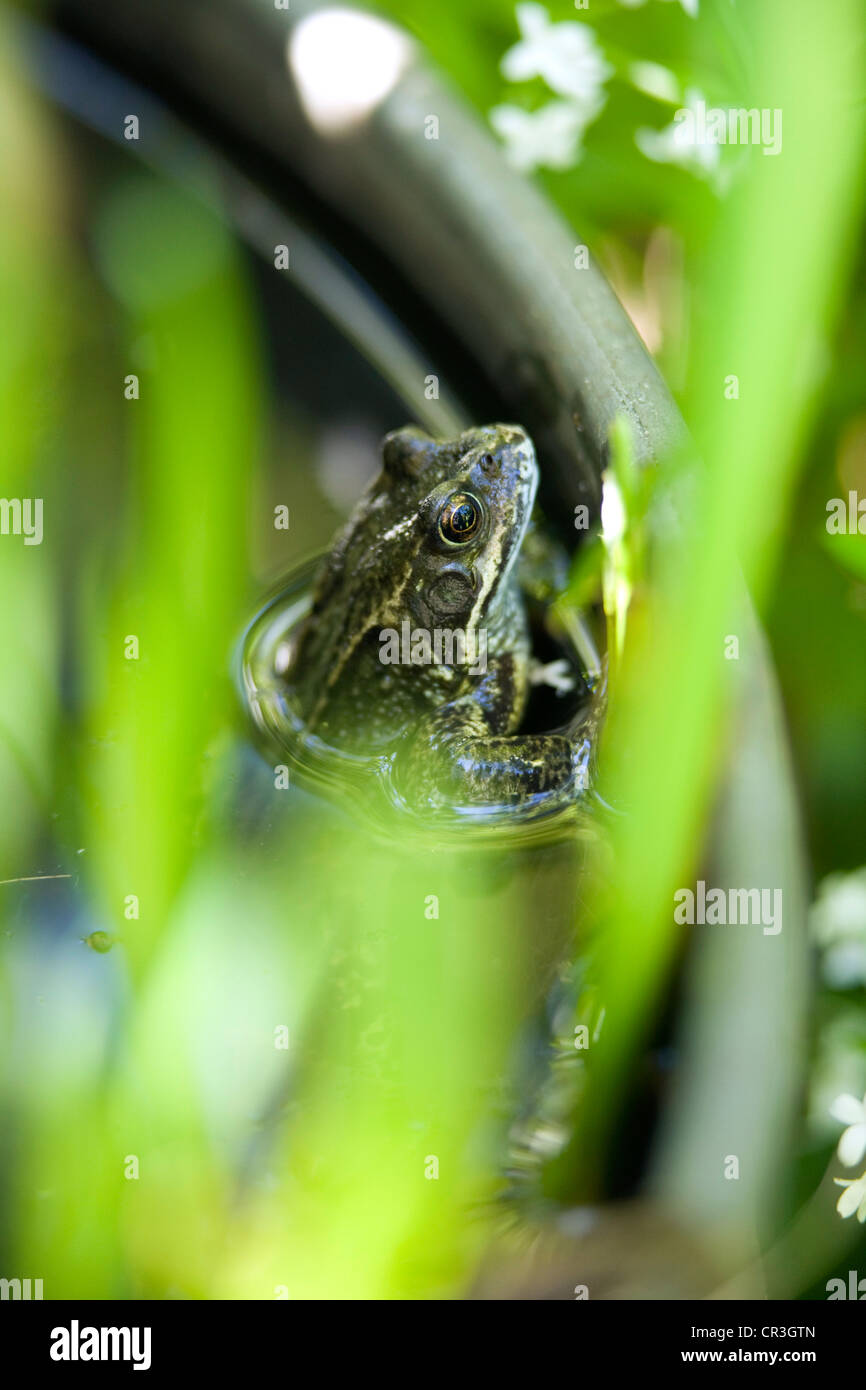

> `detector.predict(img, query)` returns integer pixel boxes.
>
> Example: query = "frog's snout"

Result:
[491,424,537,481]
[496,422,531,449]
[505,433,539,500]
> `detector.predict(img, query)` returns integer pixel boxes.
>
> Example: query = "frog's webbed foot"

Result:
[403,697,599,811]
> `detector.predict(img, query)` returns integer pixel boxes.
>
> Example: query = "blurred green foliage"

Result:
[1,0,866,1299]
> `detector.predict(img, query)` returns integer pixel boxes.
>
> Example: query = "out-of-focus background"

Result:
[0,0,865,1299]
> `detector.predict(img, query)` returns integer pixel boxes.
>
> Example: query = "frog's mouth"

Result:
[239,553,601,849]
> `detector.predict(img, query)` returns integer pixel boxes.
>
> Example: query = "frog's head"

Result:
[383,423,538,632]
[296,424,538,711]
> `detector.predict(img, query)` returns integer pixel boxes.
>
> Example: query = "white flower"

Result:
[830,1091,866,1167]
[490,101,590,172]
[618,0,699,16]
[491,6,613,172]
[824,941,866,989]
[529,658,575,695]
[811,870,866,987]
[635,87,721,180]
[834,1171,866,1222]
[812,870,866,944]
[501,4,613,110]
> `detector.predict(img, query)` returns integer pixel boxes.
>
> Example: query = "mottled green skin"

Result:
[291,424,589,810]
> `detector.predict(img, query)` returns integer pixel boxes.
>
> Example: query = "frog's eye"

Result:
[438,492,483,545]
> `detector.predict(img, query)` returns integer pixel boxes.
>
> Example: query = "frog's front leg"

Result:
[404,662,598,810]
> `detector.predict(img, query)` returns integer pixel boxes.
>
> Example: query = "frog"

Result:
[288,423,601,812]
